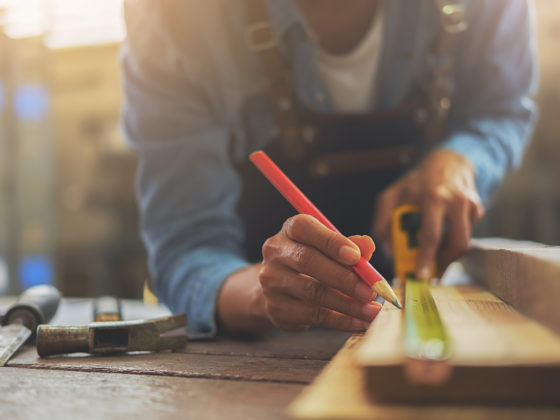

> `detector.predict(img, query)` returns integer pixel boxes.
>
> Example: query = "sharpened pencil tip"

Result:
[393,298,402,310]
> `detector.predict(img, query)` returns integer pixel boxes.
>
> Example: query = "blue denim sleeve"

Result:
[120,2,250,338]
[439,0,538,202]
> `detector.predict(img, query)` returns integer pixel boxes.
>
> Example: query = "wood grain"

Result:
[8,346,325,384]
[1,367,301,420]
[185,329,351,360]
[354,285,560,403]
[289,335,560,420]
[461,239,560,335]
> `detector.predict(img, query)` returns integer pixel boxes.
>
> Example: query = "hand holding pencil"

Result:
[242,151,400,332]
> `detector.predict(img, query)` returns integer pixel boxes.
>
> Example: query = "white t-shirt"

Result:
[315,6,384,113]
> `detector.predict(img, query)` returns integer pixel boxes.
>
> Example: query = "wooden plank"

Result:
[8,345,325,384]
[461,238,560,335]
[354,285,560,403]
[289,335,560,420]
[186,329,351,360]
[1,298,350,361]
[1,367,301,420]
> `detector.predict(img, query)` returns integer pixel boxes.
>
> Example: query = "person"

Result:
[121,0,537,337]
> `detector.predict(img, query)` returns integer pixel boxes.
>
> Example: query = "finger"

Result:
[470,201,485,225]
[372,187,399,256]
[437,203,471,275]
[275,245,376,302]
[349,235,376,261]
[283,214,361,265]
[416,195,446,280]
[266,295,371,332]
[283,274,382,321]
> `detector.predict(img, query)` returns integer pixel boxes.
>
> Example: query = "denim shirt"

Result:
[121,0,537,337]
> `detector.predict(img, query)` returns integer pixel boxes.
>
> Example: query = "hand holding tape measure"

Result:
[373,149,484,280]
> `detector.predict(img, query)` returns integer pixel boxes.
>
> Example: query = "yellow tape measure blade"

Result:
[404,276,450,361]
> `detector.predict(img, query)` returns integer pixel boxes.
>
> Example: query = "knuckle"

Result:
[303,280,324,303]
[426,186,448,203]
[341,270,358,295]
[257,265,274,288]
[261,237,276,260]
[291,244,312,271]
[309,307,328,327]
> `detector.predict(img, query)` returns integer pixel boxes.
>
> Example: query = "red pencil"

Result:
[250,150,402,309]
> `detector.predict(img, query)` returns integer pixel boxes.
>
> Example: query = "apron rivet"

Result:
[313,161,330,177]
[439,97,451,110]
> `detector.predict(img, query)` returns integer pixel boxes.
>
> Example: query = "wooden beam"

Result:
[461,238,560,336]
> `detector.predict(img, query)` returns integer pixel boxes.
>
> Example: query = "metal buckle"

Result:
[440,4,468,34]
[245,21,278,52]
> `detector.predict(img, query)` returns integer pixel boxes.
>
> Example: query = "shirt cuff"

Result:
[439,133,505,203]
[155,247,250,339]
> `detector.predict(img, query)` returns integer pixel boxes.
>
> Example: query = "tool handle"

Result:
[93,296,122,322]
[36,325,89,357]
[2,285,61,334]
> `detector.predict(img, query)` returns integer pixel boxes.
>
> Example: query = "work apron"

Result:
[236,99,429,279]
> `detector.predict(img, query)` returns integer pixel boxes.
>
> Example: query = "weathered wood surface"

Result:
[461,238,560,336]
[2,298,349,419]
[289,335,560,420]
[1,297,350,362]
[8,345,326,384]
[1,367,302,420]
[355,284,560,403]
[185,329,351,360]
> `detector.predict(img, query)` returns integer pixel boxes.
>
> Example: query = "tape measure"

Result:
[404,275,450,360]
[390,204,435,283]
[391,205,450,361]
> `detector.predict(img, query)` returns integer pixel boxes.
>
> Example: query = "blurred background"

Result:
[0,0,558,297]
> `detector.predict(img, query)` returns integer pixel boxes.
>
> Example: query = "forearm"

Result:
[154,247,250,338]
[217,264,274,335]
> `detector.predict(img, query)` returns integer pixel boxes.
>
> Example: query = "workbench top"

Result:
[0,298,350,420]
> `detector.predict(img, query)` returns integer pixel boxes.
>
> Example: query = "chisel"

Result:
[0,284,61,366]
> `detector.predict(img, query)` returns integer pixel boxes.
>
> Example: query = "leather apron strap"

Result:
[244,0,306,160]
[422,0,469,142]
[244,0,468,162]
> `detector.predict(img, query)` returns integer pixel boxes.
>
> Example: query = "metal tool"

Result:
[36,313,187,357]
[0,284,61,366]
[93,296,122,322]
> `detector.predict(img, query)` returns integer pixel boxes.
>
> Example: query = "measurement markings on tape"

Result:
[404,276,450,361]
